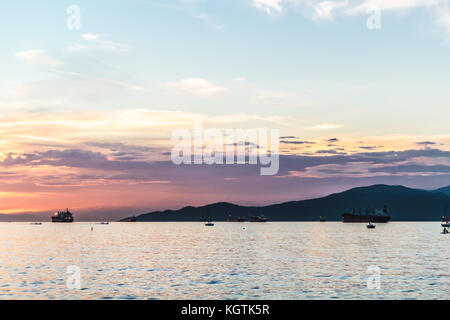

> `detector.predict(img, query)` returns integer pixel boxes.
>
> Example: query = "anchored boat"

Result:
[227,215,245,222]
[205,217,214,226]
[248,215,267,222]
[342,205,390,223]
[441,204,449,228]
[51,209,74,223]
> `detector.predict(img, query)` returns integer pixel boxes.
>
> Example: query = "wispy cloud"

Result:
[286,152,450,178]
[15,50,63,67]
[66,33,130,52]
[167,78,229,96]
[232,76,246,82]
[345,0,439,15]
[140,1,224,30]
[249,0,450,40]
[49,69,87,78]
[313,1,349,19]
[192,13,224,30]
[280,139,316,144]
[80,33,104,41]
[435,4,450,40]
[305,124,342,130]
[252,0,284,16]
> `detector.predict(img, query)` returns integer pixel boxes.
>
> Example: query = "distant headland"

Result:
[120,184,450,222]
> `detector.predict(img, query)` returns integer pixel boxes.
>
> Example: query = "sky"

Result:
[0,0,450,219]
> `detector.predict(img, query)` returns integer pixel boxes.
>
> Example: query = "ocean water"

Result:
[0,222,448,300]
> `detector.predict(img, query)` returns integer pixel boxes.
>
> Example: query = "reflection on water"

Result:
[0,222,448,299]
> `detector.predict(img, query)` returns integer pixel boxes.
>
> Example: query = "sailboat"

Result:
[366,222,375,229]
[205,217,214,226]
[441,204,450,228]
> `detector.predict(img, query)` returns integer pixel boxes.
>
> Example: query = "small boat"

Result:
[99,222,109,225]
[205,217,214,226]
[442,205,450,227]
[30,222,42,225]
[366,222,376,229]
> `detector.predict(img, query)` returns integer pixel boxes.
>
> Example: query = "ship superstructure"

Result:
[51,209,74,223]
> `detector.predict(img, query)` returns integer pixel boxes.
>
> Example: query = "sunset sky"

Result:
[1,0,450,219]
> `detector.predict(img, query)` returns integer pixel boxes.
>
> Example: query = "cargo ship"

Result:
[51,209,74,223]
[342,205,390,223]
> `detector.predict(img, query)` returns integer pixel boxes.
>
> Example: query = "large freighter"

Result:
[51,209,74,223]
[342,205,390,223]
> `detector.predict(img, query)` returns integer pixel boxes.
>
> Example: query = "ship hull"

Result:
[342,214,390,223]
[51,218,73,223]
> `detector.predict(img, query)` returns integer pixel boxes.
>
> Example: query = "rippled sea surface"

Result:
[0,222,448,300]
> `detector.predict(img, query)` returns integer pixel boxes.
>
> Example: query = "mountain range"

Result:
[122,184,450,222]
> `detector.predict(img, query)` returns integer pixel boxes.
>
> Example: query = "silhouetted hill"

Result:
[123,184,450,222]
[0,213,40,222]
[434,185,450,196]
